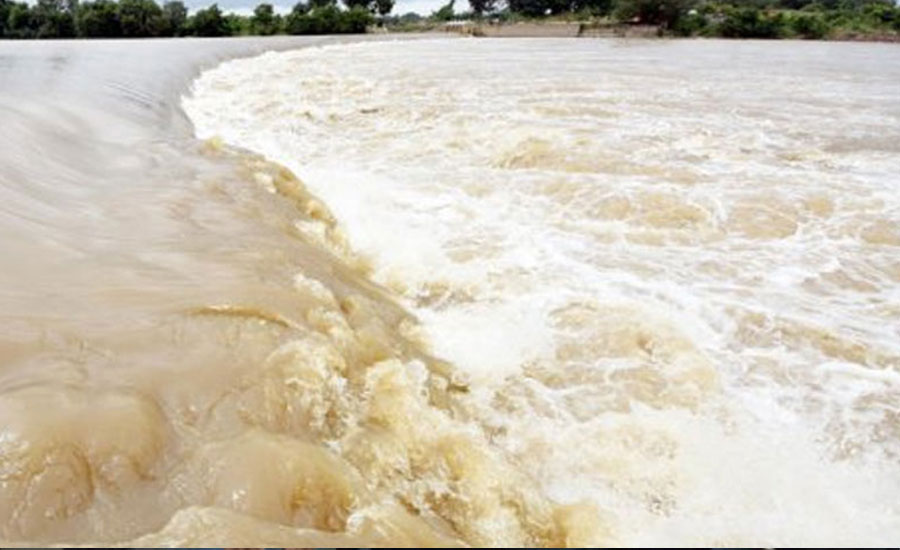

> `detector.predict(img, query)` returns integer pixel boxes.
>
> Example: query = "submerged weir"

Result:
[2,37,900,546]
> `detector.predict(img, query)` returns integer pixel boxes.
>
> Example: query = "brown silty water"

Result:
[2,36,900,547]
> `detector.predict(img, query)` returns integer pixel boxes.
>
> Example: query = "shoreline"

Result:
[434,20,900,42]
[3,28,898,43]
[3,23,898,43]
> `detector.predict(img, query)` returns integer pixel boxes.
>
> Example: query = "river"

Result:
[2,36,900,546]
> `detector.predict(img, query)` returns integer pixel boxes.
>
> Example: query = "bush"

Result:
[285,4,372,33]
[251,2,281,34]
[188,3,228,36]
[5,2,35,37]
[340,5,372,31]
[32,0,76,38]
[118,0,163,36]
[788,11,829,37]
[672,10,708,35]
[718,7,784,37]
[158,0,187,36]
[224,12,249,33]
[862,2,896,23]
[614,0,695,27]
[374,0,394,16]
[76,0,121,37]
[0,0,8,36]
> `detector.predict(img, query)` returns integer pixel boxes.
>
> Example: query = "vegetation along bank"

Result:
[1,0,897,43]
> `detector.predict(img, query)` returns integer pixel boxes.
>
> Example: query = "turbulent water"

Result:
[2,37,900,547]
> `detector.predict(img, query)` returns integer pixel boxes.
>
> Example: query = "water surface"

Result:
[2,36,900,546]
[187,38,900,546]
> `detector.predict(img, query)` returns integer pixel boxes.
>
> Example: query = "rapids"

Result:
[185,38,900,546]
[1,36,899,547]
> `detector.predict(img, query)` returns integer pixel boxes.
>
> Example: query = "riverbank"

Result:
[433,19,900,40]
[435,20,659,37]
[409,2,900,42]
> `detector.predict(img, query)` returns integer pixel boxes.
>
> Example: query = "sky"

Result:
[204,0,452,15]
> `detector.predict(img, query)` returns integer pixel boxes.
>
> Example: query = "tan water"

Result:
[3,37,900,547]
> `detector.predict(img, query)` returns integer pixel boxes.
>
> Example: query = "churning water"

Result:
[3,37,900,546]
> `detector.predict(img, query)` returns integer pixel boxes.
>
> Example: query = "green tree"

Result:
[251,2,280,33]
[117,0,162,36]
[341,4,372,28]
[718,7,783,37]
[33,0,76,37]
[189,3,227,35]
[861,1,897,23]
[289,0,309,14]
[310,3,340,30]
[374,0,393,15]
[789,11,828,37]
[158,0,187,35]
[343,0,370,9]
[284,11,310,31]
[224,11,248,33]
[76,0,120,36]
[432,0,455,19]
[5,2,35,37]
[284,1,311,31]
[0,0,9,37]
[309,0,336,7]
[285,2,371,33]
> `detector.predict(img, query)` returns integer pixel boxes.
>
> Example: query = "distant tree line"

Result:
[435,0,900,38]
[0,0,393,38]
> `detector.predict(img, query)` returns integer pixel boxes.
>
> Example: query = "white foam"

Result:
[184,38,900,545]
